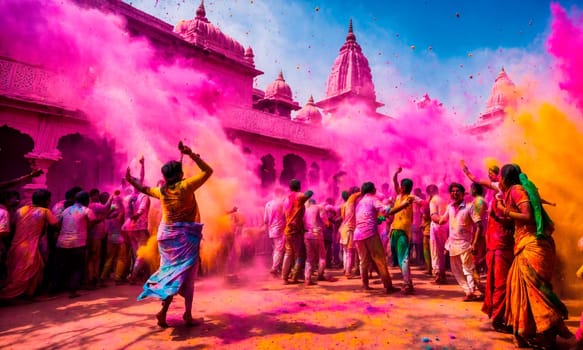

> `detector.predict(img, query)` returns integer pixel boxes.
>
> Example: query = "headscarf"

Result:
[516,166,554,238]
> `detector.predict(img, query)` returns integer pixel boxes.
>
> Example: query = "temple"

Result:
[468,67,518,135]
[316,19,385,118]
[0,0,515,201]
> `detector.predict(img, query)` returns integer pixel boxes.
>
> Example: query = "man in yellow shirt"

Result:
[390,167,422,295]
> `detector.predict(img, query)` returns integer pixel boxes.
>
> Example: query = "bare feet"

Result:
[156,312,168,328]
[183,313,203,327]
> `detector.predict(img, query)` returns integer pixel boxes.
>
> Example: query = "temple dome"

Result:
[173,0,247,64]
[265,71,293,102]
[324,19,376,100]
[485,68,518,113]
[294,96,322,124]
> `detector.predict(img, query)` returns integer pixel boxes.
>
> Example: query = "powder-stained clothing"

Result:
[264,198,285,239]
[57,203,96,249]
[144,173,209,239]
[107,197,125,244]
[339,193,359,245]
[122,193,150,232]
[391,194,422,239]
[304,204,327,240]
[504,184,568,339]
[138,166,212,302]
[51,200,66,220]
[481,194,514,324]
[283,192,310,236]
[89,202,109,240]
[472,195,488,271]
[429,194,448,275]
[1,205,57,298]
[443,201,480,257]
[354,194,389,242]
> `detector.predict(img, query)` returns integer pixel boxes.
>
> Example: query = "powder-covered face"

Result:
[449,187,464,203]
[488,170,499,182]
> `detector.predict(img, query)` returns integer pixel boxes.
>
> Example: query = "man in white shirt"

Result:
[433,183,483,302]
[303,199,329,285]
[354,182,410,294]
[264,188,286,276]
[428,184,449,284]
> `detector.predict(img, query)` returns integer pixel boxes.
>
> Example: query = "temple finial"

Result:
[346,19,356,42]
[196,0,206,19]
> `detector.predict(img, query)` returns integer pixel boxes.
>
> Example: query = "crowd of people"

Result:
[1,146,582,349]
[263,163,581,349]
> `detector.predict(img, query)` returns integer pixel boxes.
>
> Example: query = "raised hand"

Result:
[125,167,132,181]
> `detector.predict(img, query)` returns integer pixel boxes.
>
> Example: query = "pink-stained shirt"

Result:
[429,194,448,232]
[354,194,390,241]
[51,200,66,219]
[264,197,285,238]
[89,202,108,240]
[57,203,96,248]
[107,196,125,244]
[442,201,481,256]
[339,192,360,244]
[122,192,150,231]
[0,204,9,234]
[303,204,327,240]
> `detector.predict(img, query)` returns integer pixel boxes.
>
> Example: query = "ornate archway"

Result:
[259,154,276,189]
[46,133,116,201]
[279,153,307,187]
[0,125,34,183]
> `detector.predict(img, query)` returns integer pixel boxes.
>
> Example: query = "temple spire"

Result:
[196,0,209,22]
[346,18,356,42]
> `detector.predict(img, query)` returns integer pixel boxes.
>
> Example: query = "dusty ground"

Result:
[0,262,581,350]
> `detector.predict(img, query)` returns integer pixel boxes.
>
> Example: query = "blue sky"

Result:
[125,0,580,120]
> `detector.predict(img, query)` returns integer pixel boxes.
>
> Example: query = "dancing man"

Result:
[126,142,213,328]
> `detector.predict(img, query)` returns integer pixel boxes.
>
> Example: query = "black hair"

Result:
[401,178,413,194]
[341,190,349,201]
[65,186,83,200]
[75,191,90,206]
[361,181,376,195]
[161,161,183,185]
[501,164,521,187]
[471,182,484,196]
[448,182,465,194]
[32,189,51,207]
[89,188,100,197]
[289,179,301,192]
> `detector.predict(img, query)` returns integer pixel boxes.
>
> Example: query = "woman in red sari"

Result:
[497,164,571,348]
[481,191,514,333]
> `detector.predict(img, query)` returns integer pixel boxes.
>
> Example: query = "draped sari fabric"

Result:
[1,206,52,298]
[504,185,567,339]
[137,222,202,301]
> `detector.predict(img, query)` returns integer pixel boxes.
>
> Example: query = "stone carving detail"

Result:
[11,64,36,92]
[0,60,11,90]
[0,57,64,104]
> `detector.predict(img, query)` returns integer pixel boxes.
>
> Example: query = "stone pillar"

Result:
[21,150,62,205]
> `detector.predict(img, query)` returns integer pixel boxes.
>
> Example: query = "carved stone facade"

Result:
[0,0,509,202]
